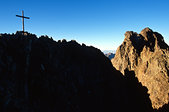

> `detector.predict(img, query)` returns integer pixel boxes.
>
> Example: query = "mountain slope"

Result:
[112,28,169,109]
[0,32,154,112]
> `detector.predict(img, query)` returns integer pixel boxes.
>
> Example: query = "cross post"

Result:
[16,10,30,33]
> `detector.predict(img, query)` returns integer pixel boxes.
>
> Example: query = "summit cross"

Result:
[16,10,30,33]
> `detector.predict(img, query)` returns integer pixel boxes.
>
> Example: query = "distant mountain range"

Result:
[102,50,116,60]
[104,53,115,60]
[102,50,116,54]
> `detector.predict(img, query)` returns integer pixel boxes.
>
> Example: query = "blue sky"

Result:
[0,0,169,50]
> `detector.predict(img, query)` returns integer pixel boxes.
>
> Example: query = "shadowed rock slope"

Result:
[0,32,154,112]
[112,28,169,109]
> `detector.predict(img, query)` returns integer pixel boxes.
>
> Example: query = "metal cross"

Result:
[16,10,30,33]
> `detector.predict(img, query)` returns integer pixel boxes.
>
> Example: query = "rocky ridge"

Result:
[0,31,155,112]
[111,27,169,109]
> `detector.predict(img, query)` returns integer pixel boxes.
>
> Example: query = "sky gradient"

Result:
[0,0,169,50]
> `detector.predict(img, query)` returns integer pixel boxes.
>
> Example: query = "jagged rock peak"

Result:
[112,27,169,109]
[140,27,154,40]
[140,27,153,34]
[140,27,166,46]
[124,31,136,38]
[124,27,168,52]
[124,31,138,41]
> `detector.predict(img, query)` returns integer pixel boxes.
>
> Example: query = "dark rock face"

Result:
[124,69,153,112]
[105,53,115,60]
[0,32,154,112]
[112,28,169,109]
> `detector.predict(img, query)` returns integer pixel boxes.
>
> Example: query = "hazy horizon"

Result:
[0,0,169,50]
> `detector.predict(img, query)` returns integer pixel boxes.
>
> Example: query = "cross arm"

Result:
[16,15,30,19]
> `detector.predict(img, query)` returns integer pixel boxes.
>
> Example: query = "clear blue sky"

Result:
[0,0,169,50]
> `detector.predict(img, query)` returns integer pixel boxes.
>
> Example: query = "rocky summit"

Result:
[112,27,169,109]
[0,31,157,112]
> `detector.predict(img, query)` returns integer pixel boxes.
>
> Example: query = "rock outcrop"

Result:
[0,32,154,112]
[112,27,169,109]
